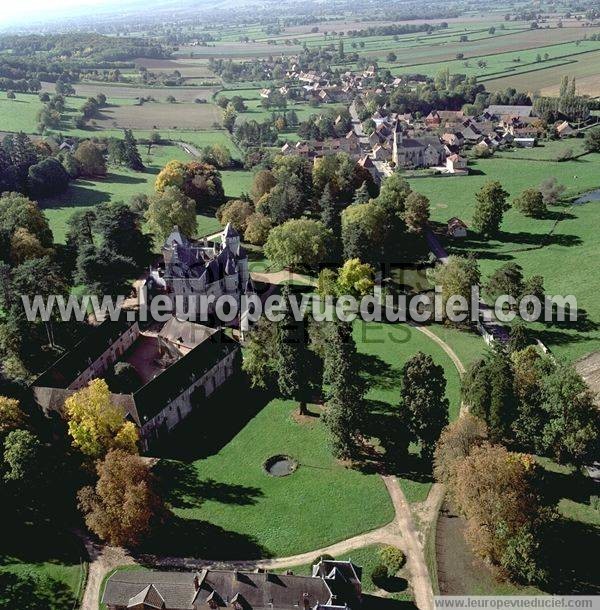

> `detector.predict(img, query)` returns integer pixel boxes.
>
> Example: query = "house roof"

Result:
[33,319,136,389]
[133,329,238,424]
[103,569,334,610]
[484,104,533,118]
[158,318,218,352]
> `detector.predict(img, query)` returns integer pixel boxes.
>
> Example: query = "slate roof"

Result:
[102,568,336,610]
[133,330,238,424]
[484,104,533,118]
[33,319,135,389]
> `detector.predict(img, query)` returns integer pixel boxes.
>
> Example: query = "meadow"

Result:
[408,153,600,362]
[39,144,251,242]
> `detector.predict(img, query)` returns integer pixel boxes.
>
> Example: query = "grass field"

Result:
[0,523,87,609]
[39,144,251,243]
[408,153,600,362]
[148,394,394,559]
[354,321,463,502]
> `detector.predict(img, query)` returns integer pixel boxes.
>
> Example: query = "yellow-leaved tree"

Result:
[154,159,187,192]
[0,396,25,435]
[65,378,138,459]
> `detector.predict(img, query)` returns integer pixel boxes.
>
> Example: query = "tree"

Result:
[461,347,517,442]
[0,396,24,435]
[94,201,152,267]
[472,181,510,237]
[0,192,53,248]
[427,255,480,322]
[352,181,370,205]
[216,199,254,233]
[155,160,224,209]
[123,129,145,171]
[341,201,385,264]
[222,103,238,132]
[452,443,548,584]
[244,213,272,245]
[538,364,599,465]
[275,287,321,415]
[336,258,374,297]
[484,262,524,304]
[319,184,341,262]
[64,379,139,460]
[250,169,276,203]
[584,126,600,152]
[27,157,69,198]
[77,449,163,547]
[513,188,546,218]
[74,141,106,177]
[322,320,367,458]
[261,182,304,225]
[433,414,487,486]
[145,186,197,243]
[403,191,430,233]
[264,218,331,271]
[401,352,449,460]
[539,177,565,205]
[110,362,141,394]
[242,317,277,388]
[2,429,42,486]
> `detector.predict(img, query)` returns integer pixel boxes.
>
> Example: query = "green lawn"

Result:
[147,394,394,559]
[354,321,463,502]
[408,154,600,362]
[38,144,251,243]
[0,92,44,132]
[0,523,87,609]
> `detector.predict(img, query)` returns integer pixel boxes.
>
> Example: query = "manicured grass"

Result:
[425,324,487,371]
[354,322,463,502]
[408,154,600,362]
[149,395,395,559]
[0,92,44,132]
[0,523,87,609]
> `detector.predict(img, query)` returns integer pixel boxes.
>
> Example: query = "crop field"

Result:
[408,154,600,362]
[485,49,600,93]
[40,81,218,103]
[91,100,222,130]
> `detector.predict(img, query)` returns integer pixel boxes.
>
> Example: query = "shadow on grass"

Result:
[155,461,263,510]
[363,594,417,609]
[150,374,273,461]
[138,515,271,560]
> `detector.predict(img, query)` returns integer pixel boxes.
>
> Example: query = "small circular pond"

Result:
[264,455,298,477]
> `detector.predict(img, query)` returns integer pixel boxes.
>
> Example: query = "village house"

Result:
[556,120,576,138]
[102,559,363,610]
[392,132,447,168]
[33,317,240,451]
[447,217,468,238]
[445,153,468,173]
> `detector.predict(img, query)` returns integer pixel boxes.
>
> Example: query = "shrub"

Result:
[371,563,389,584]
[379,546,406,575]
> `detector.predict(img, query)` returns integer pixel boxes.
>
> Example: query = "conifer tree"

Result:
[123,129,145,171]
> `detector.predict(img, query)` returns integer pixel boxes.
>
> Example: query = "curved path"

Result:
[81,327,468,610]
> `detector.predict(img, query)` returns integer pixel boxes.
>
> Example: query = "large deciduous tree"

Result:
[77,449,164,547]
[400,352,449,460]
[64,379,139,460]
[472,180,510,237]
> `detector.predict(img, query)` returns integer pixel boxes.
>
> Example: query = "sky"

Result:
[0,0,109,25]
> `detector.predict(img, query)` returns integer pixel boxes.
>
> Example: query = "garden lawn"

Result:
[354,322,463,501]
[152,398,394,559]
[408,154,600,362]
[0,523,87,609]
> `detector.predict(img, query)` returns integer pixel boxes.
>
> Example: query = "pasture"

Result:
[408,154,600,362]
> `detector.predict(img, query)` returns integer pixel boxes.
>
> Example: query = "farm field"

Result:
[408,153,600,362]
